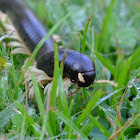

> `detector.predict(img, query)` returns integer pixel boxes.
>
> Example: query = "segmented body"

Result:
[0,0,96,87]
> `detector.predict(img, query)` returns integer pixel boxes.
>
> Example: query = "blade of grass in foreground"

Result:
[13,9,78,99]
[117,56,132,88]
[57,72,71,138]
[31,70,53,138]
[95,51,115,76]
[49,42,59,135]
[81,14,92,53]
[40,114,53,139]
[87,114,111,138]
[9,52,18,88]
[83,87,89,105]
[131,47,140,69]
[111,56,132,105]
[51,107,88,139]
[82,117,99,137]
[75,89,103,128]
[91,26,95,60]
[31,70,45,120]
[97,0,116,52]
[58,73,70,118]
[94,88,123,108]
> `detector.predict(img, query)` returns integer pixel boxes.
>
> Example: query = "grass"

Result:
[0,0,140,139]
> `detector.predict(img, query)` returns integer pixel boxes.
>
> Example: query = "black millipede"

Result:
[0,0,96,87]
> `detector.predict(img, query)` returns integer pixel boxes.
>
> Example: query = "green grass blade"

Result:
[94,88,123,108]
[83,87,89,105]
[97,0,116,52]
[79,33,91,51]
[40,115,53,139]
[75,89,103,128]
[130,47,140,69]
[87,114,111,138]
[50,43,59,106]
[51,108,88,139]
[58,73,70,118]
[81,14,92,53]
[83,117,99,136]
[49,42,59,135]
[91,26,95,60]
[95,51,115,76]
[57,72,72,138]
[114,56,124,82]
[20,112,26,138]
[80,120,89,133]
[31,69,45,119]
[9,53,18,87]
[31,66,53,140]
[117,56,132,88]
[69,99,74,115]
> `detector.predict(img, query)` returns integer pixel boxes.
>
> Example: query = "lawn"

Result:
[0,0,140,139]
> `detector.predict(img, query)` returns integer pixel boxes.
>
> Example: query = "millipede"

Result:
[0,0,96,88]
